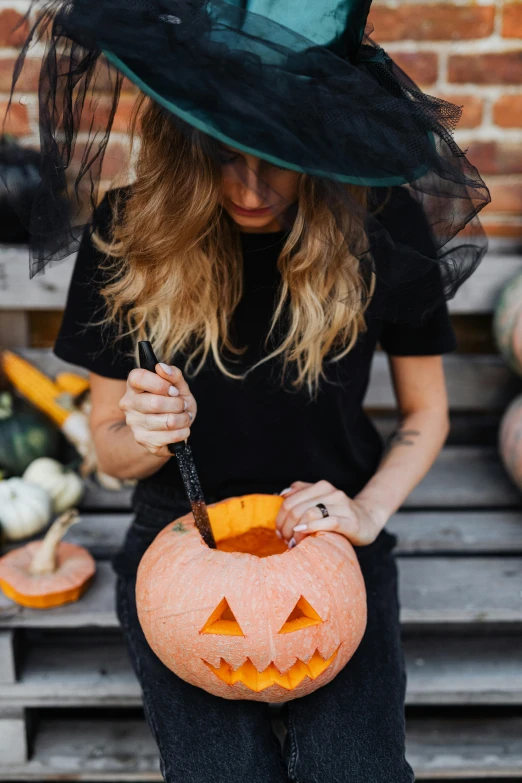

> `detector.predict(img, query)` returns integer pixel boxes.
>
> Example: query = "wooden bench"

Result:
[1,240,522,780]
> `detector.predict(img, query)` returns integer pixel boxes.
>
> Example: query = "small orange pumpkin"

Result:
[136,494,367,702]
[0,509,95,608]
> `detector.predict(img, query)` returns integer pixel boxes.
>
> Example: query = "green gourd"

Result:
[0,392,60,477]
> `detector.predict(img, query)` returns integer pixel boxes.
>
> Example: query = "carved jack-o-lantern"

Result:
[136,494,367,702]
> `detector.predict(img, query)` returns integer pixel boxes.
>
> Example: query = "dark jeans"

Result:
[112,501,414,783]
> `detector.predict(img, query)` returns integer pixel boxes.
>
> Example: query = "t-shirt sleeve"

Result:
[373,187,457,356]
[53,188,135,379]
[379,301,456,356]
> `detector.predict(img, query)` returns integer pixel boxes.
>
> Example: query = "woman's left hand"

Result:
[275,480,386,548]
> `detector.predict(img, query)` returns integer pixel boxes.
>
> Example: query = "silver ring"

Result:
[316,503,329,518]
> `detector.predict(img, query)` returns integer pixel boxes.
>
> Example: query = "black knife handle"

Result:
[138,341,183,455]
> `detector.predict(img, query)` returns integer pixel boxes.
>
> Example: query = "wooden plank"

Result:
[389,511,522,553]
[405,636,522,705]
[407,716,522,779]
[0,638,140,708]
[81,483,133,512]
[1,713,522,779]
[0,716,161,779]
[0,250,75,310]
[404,447,522,509]
[82,446,522,513]
[1,239,520,313]
[0,709,27,765]
[12,509,522,559]
[16,348,522,413]
[399,557,522,625]
[0,631,17,683]
[366,354,522,413]
[0,634,520,708]
[1,557,521,629]
[449,239,522,314]
[0,312,29,348]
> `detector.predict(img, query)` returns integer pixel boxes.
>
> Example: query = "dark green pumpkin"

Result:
[0,393,60,476]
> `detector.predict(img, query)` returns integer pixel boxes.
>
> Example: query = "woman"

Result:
[3,1,489,780]
[53,96,457,783]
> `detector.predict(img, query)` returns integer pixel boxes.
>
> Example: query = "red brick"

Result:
[391,52,438,86]
[465,141,522,175]
[0,57,40,93]
[493,94,522,127]
[0,9,29,47]
[449,52,522,84]
[369,4,495,42]
[502,3,522,38]
[482,220,522,238]
[438,93,483,128]
[79,94,138,134]
[486,182,522,214]
[0,101,30,136]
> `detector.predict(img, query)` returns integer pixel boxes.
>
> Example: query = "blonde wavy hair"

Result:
[94,95,376,394]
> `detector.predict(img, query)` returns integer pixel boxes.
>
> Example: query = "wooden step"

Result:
[14,508,522,561]
[17,348,522,413]
[78,447,522,512]
[0,712,521,779]
[1,557,521,629]
[407,714,522,779]
[0,634,520,708]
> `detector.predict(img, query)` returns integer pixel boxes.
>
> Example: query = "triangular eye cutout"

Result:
[278,596,323,634]
[200,598,244,636]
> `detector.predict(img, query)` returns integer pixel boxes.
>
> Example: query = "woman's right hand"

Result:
[119,363,197,457]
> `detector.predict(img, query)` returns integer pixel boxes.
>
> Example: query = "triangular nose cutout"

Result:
[278,596,323,634]
[200,597,244,636]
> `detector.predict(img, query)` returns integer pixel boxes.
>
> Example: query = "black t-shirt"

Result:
[54,186,456,514]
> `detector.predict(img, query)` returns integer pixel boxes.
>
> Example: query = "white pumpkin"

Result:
[23,458,84,514]
[0,478,52,541]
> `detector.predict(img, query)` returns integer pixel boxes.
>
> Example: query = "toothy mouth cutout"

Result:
[203,647,339,692]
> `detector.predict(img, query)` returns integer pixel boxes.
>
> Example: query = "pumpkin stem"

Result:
[29,509,80,576]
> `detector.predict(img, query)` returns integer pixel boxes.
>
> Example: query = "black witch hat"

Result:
[1,0,490,321]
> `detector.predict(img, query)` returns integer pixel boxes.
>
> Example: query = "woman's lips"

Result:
[230,202,275,216]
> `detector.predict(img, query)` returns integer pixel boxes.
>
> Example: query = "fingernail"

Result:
[275,529,282,539]
[183,400,188,410]
[293,523,307,532]
[159,363,172,375]
[168,386,179,396]
[188,411,193,421]
[288,537,296,549]
[280,487,292,496]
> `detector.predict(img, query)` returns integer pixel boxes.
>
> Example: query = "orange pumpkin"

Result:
[0,509,95,608]
[136,494,367,702]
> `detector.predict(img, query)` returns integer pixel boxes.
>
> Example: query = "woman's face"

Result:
[218,143,299,233]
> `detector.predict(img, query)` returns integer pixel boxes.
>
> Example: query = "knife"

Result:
[138,341,216,549]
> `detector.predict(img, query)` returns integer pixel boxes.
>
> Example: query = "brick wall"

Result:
[1,0,521,238]
[368,0,522,238]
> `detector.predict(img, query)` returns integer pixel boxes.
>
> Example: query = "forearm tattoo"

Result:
[383,426,421,455]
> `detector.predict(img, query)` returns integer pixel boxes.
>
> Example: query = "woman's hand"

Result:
[119,363,197,457]
[275,480,387,548]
